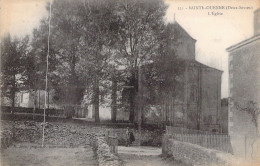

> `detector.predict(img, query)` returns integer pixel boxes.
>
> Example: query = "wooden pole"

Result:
[42,1,51,147]
[138,65,142,146]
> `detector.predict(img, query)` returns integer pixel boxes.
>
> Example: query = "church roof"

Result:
[170,21,197,42]
[185,59,223,73]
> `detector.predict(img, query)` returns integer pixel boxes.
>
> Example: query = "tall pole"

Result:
[138,65,142,146]
[42,1,52,147]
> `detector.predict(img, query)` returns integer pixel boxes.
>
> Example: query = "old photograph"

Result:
[0,0,259,165]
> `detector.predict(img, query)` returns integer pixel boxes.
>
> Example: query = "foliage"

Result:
[1,34,30,107]
[111,0,171,122]
[2,0,183,123]
[114,0,167,69]
[234,100,260,132]
[30,0,120,121]
[232,99,260,159]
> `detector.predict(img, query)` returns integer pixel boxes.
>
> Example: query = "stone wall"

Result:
[89,133,121,166]
[162,134,238,166]
[106,128,163,146]
[1,106,65,117]
[0,130,13,149]
[2,120,122,165]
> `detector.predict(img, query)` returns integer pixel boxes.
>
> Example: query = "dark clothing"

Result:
[126,131,135,146]
[129,131,135,142]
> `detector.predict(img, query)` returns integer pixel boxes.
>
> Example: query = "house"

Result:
[124,21,223,133]
[15,89,88,118]
[226,8,260,137]
[16,89,58,109]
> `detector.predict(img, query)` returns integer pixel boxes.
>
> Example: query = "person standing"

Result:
[129,130,135,145]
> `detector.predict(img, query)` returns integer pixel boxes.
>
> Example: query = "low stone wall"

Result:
[0,130,13,149]
[1,106,65,117]
[2,120,121,166]
[89,133,121,166]
[162,134,237,166]
[106,128,163,146]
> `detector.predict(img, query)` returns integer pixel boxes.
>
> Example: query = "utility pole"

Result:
[138,65,142,146]
[42,1,52,147]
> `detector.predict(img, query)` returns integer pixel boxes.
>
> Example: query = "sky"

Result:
[0,0,259,98]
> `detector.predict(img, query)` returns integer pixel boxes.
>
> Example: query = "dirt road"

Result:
[118,146,186,166]
[0,144,97,166]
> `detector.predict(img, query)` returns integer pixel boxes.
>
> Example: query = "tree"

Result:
[31,0,90,118]
[32,0,118,121]
[110,68,120,122]
[112,0,168,122]
[76,0,119,122]
[22,23,58,118]
[21,49,39,119]
[30,0,176,123]
[1,34,29,112]
[48,0,86,108]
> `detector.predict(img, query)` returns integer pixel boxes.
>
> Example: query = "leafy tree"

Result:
[31,0,90,118]
[1,34,30,111]
[32,0,118,121]
[112,0,172,122]
[29,0,179,123]
[22,21,58,118]
[47,0,86,108]
[74,0,119,122]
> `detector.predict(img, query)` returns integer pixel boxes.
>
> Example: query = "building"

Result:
[226,8,260,137]
[124,21,223,133]
[16,89,58,109]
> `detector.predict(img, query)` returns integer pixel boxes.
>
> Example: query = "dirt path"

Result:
[0,144,97,166]
[118,146,186,166]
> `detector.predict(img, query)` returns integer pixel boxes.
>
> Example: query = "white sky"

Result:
[1,0,259,98]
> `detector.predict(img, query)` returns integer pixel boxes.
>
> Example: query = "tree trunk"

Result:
[129,92,135,123]
[47,90,50,109]
[11,74,16,114]
[38,90,40,109]
[92,103,95,119]
[129,70,138,123]
[11,92,15,114]
[111,75,117,122]
[33,89,37,121]
[93,77,100,123]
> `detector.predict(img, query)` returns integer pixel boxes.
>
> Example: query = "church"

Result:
[124,21,224,133]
